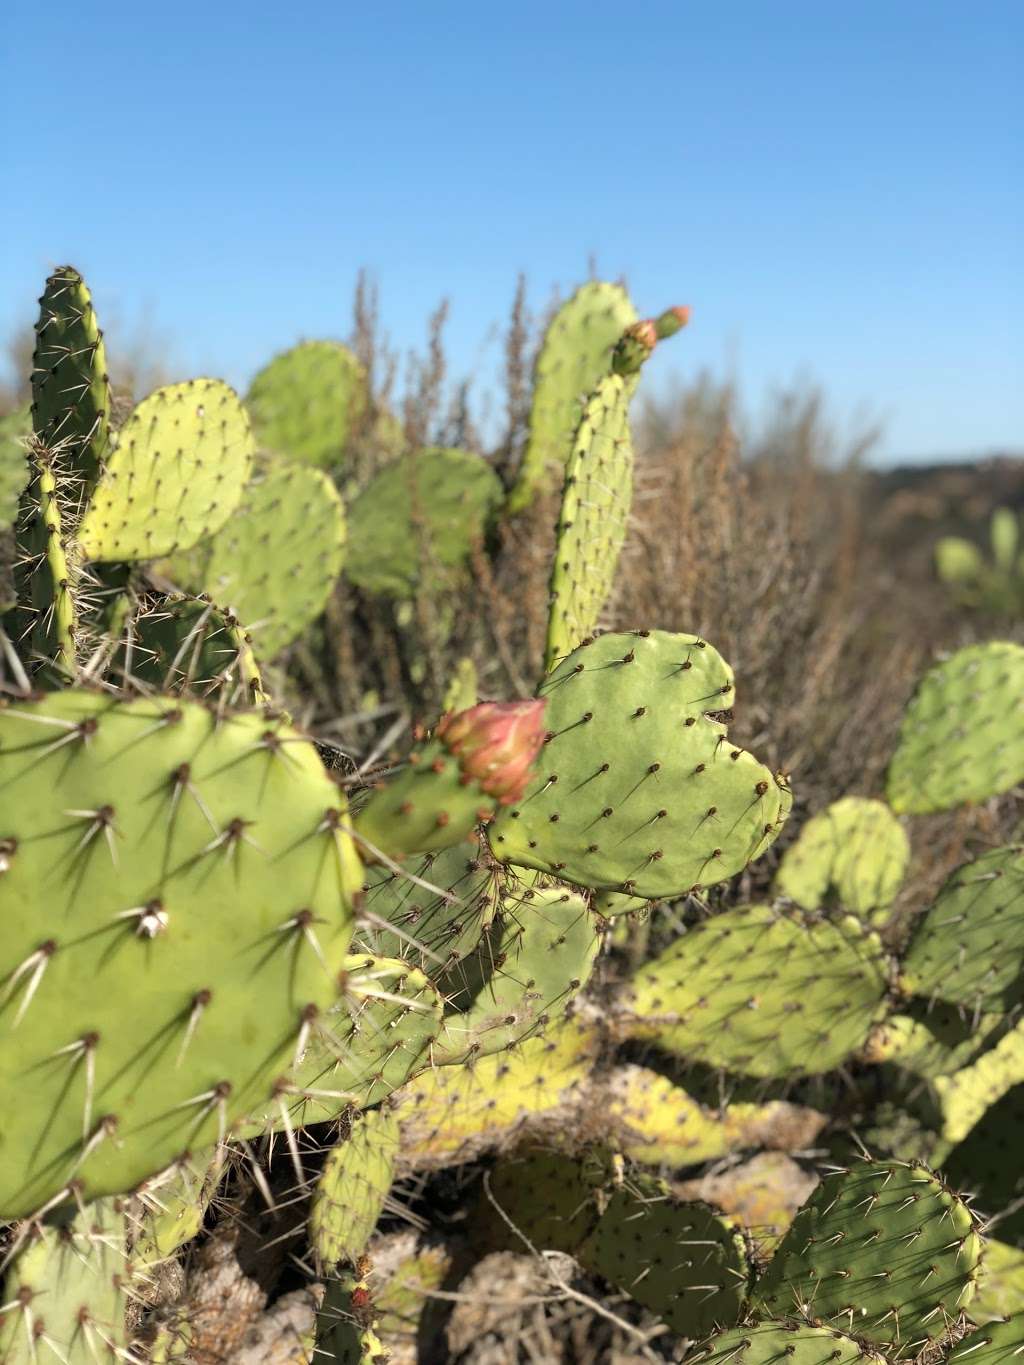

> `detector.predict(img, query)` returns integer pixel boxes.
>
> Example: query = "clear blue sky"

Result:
[2,1,1020,462]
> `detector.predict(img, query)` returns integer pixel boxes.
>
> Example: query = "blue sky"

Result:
[1,1,1020,461]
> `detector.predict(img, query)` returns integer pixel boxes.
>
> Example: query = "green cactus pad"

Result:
[130,1146,225,1266]
[0,689,361,1216]
[887,642,1024,813]
[162,459,346,659]
[244,954,443,1134]
[693,1321,889,1364]
[935,1016,1024,1143]
[434,884,601,1065]
[756,1158,981,1356]
[973,1240,1024,1322]
[947,1316,1024,1362]
[507,282,637,513]
[622,904,888,1078]
[107,593,265,704]
[346,448,503,598]
[901,845,1024,1012]
[77,379,254,563]
[370,1231,451,1355]
[395,1016,597,1169]
[0,405,31,531]
[246,340,366,467]
[775,796,910,923]
[484,1150,602,1254]
[355,834,500,978]
[489,631,792,898]
[31,266,110,492]
[944,1084,1024,1248]
[0,1199,127,1364]
[310,1108,400,1269]
[580,1175,751,1339]
[862,1001,1007,1080]
[545,373,637,669]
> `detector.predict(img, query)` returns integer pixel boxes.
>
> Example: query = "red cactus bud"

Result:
[436,700,547,805]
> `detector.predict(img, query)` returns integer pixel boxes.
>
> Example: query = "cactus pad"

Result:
[545,373,637,669]
[310,1108,400,1269]
[346,448,503,598]
[163,459,346,659]
[887,642,1024,813]
[756,1157,980,1356]
[31,266,110,491]
[246,340,366,467]
[0,689,361,1216]
[0,405,30,531]
[948,1317,1024,1363]
[622,904,888,1078]
[580,1175,751,1339]
[944,1084,1024,1248]
[901,845,1024,1012]
[484,1150,601,1254]
[693,1321,889,1364]
[78,379,254,563]
[508,282,637,512]
[489,631,792,898]
[775,796,909,923]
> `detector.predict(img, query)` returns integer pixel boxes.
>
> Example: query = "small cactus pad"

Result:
[756,1157,981,1356]
[246,340,366,467]
[579,1175,751,1339]
[77,379,254,563]
[130,1146,225,1266]
[545,372,637,669]
[693,1321,889,1364]
[0,689,361,1216]
[310,1108,400,1269]
[863,1002,1006,1080]
[934,1015,1024,1143]
[30,266,110,490]
[507,282,637,513]
[395,1016,597,1169]
[434,883,601,1064]
[622,904,888,1078]
[901,845,1024,1012]
[944,1084,1024,1248]
[489,631,792,898]
[355,834,500,978]
[948,1316,1024,1363]
[603,1064,827,1167]
[887,642,1024,813]
[244,954,443,1133]
[775,796,909,923]
[0,1199,127,1364]
[346,447,503,598]
[163,459,346,659]
[370,1231,451,1355]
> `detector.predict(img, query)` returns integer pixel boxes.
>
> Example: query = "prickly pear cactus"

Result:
[901,845,1024,1012]
[622,904,888,1078]
[483,1149,601,1254]
[948,1314,1024,1362]
[246,340,366,467]
[0,1199,127,1363]
[130,1147,225,1267]
[507,282,637,513]
[77,379,254,563]
[545,373,637,669]
[311,1109,400,1269]
[0,689,361,1216]
[692,1321,890,1364]
[936,506,1024,614]
[489,631,791,898]
[580,1175,751,1339]
[935,1015,1024,1143]
[346,447,503,598]
[30,266,111,491]
[162,458,346,659]
[755,1157,981,1356]
[943,1084,1024,1248]
[774,795,909,924]
[0,405,30,531]
[886,642,1024,813]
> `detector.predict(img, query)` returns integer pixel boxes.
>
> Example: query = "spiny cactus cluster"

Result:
[0,265,1021,1364]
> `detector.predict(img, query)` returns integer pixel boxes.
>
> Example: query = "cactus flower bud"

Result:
[654,305,691,340]
[436,700,548,805]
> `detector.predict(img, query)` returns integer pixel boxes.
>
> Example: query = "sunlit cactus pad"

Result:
[756,1158,980,1356]
[246,339,366,467]
[78,379,254,563]
[489,630,791,898]
[310,1108,400,1269]
[901,845,1024,1012]
[164,459,346,658]
[622,904,888,1078]
[692,1321,889,1364]
[0,689,360,1216]
[346,447,504,597]
[775,795,909,922]
[886,641,1024,813]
